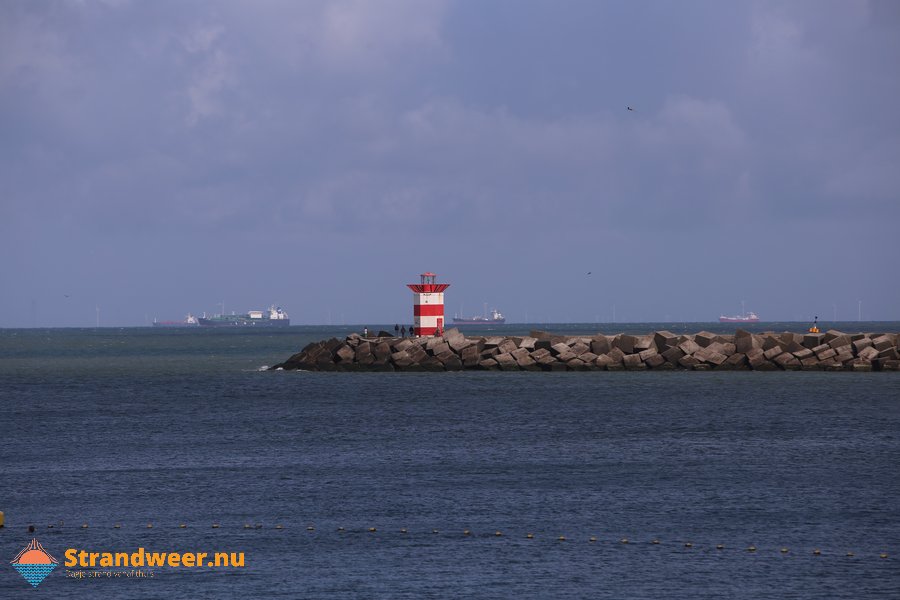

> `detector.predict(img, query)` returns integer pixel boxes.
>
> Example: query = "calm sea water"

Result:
[1,324,898,599]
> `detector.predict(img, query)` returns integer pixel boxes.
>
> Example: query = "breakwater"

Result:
[271,328,900,372]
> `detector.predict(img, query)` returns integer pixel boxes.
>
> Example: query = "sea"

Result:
[1,322,898,599]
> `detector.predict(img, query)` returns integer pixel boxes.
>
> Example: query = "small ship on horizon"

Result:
[452,307,506,326]
[718,311,760,323]
[153,305,290,327]
[719,302,760,323]
[199,305,289,327]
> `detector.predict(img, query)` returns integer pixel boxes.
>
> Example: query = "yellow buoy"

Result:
[526,533,534,539]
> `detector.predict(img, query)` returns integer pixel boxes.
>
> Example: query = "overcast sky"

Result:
[2,0,898,327]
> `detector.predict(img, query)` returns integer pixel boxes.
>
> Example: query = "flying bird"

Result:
[627,106,634,111]
[587,272,592,275]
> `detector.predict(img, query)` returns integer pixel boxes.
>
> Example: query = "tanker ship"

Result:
[198,305,290,327]
[452,308,506,326]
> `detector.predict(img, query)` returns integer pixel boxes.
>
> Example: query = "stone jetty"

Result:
[271,328,900,372]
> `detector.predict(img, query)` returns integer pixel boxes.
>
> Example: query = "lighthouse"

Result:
[407,272,450,337]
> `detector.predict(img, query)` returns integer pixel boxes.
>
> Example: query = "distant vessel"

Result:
[719,312,760,323]
[198,305,290,327]
[719,310,760,323]
[719,301,759,323]
[152,314,199,328]
[453,307,506,326]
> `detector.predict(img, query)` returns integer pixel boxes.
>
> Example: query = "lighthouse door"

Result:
[437,318,443,335]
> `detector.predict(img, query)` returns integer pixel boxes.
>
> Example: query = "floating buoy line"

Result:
[1,520,891,560]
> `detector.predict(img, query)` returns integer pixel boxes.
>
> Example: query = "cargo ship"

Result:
[719,311,760,323]
[198,305,290,327]
[452,308,506,326]
[152,314,199,328]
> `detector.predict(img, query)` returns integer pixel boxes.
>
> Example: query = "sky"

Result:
[1,0,899,327]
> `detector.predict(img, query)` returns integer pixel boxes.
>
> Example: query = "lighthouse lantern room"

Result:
[407,272,450,337]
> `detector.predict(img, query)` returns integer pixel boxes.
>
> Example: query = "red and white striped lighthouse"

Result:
[407,272,450,337]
